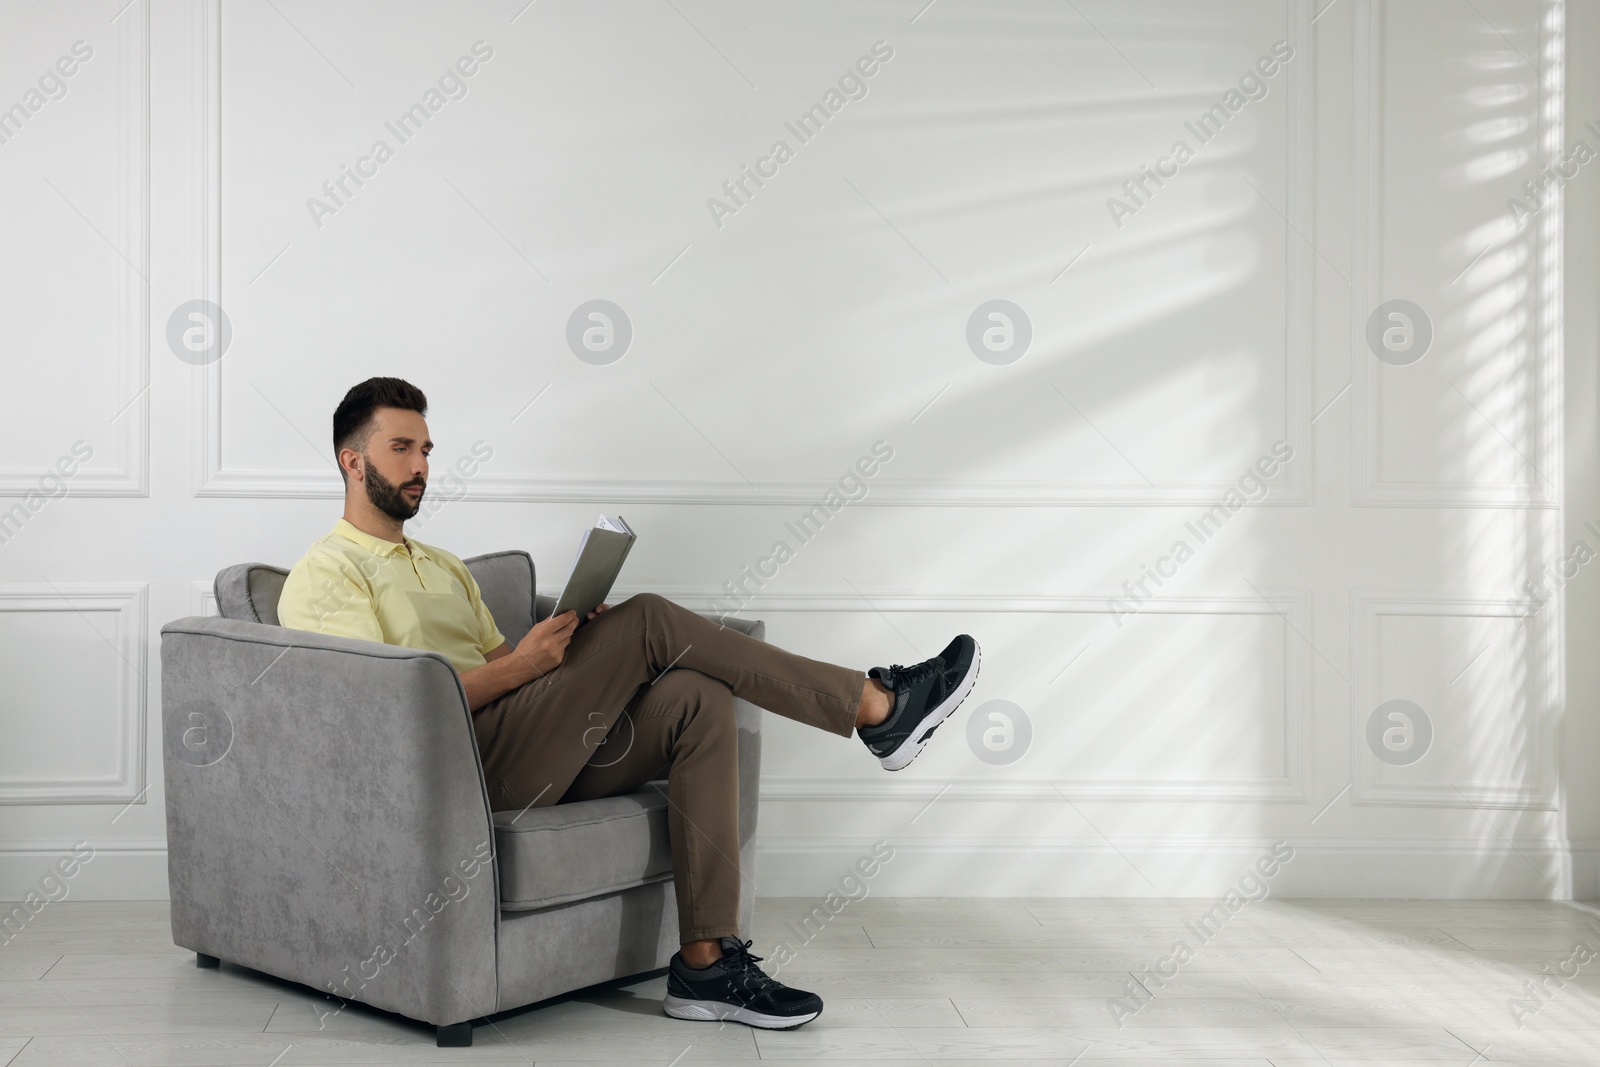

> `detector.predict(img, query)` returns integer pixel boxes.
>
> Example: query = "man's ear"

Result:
[340,448,364,482]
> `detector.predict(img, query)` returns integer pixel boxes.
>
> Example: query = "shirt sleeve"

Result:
[462,565,507,655]
[277,550,385,645]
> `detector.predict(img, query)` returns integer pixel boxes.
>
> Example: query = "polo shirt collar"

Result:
[332,517,429,560]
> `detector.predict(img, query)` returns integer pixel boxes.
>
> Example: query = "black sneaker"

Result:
[663,937,823,1029]
[858,634,981,771]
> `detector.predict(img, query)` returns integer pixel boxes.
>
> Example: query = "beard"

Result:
[363,457,425,521]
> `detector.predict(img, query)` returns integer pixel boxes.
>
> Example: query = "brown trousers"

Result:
[471,592,863,942]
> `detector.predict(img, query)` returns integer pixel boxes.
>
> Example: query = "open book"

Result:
[551,514,636,624]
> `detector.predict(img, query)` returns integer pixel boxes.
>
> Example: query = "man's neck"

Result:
[343,503,406,545]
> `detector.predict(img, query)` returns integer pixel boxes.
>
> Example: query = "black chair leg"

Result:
[195,953,220,968]
[436,1022,473,1047]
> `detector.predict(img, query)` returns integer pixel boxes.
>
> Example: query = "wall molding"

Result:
[761,777,1303,804]
[0,7,149,497]
[1350,590,1559,810]
[238,579,1315,803]
[0,584,148,805]
[6,837,1590,901]
[190,1,1316,507]
[678,587,1316,804]
[189,0,224,503]
[0,844,168,902]
[755,835,1597,898]
[1349,0,1562,508]
[191,580,217,618]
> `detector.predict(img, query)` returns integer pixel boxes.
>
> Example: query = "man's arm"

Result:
[461,641,535,712]
[460,608,586,712]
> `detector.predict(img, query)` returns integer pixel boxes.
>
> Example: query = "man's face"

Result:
[352,407,431,521]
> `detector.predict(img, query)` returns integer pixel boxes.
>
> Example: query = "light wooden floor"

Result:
[2,897,1599,1065]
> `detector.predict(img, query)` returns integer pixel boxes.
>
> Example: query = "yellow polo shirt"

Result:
[278,518,507,673]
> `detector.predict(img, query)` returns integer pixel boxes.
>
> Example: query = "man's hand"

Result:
[587,603,610,622]
[464,610,582,712]
[514,610,580,677]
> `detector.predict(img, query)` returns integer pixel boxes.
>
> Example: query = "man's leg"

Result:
[560,667,745,950]
[474,592,867,813]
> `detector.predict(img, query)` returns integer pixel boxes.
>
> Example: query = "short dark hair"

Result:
[332,377,428,480]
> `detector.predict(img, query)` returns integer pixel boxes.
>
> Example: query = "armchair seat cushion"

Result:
[493,784,673,912]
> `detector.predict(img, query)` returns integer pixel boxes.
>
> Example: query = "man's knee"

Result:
[617,592,700,637]
[698,688,737,748]
[624,591,675,616]
[660,669,734,729]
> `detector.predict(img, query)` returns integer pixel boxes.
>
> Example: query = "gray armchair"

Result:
[158,551,764,1046]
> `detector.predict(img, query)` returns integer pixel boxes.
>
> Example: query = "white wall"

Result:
[1,0,1595,900]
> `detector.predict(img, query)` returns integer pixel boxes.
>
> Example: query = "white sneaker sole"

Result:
[878,640,981,772]
[663,993,820,1029]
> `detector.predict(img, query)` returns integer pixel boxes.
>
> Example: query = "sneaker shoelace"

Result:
[722,940,783,998]
[885,658,940,692]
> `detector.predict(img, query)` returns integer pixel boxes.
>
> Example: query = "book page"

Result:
[567,528,591,572]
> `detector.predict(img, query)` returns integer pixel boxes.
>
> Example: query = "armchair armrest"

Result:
[160,616,498,1028]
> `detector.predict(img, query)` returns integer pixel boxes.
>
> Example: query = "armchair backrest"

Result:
[214,563,290,625]
[213,549,537,647]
